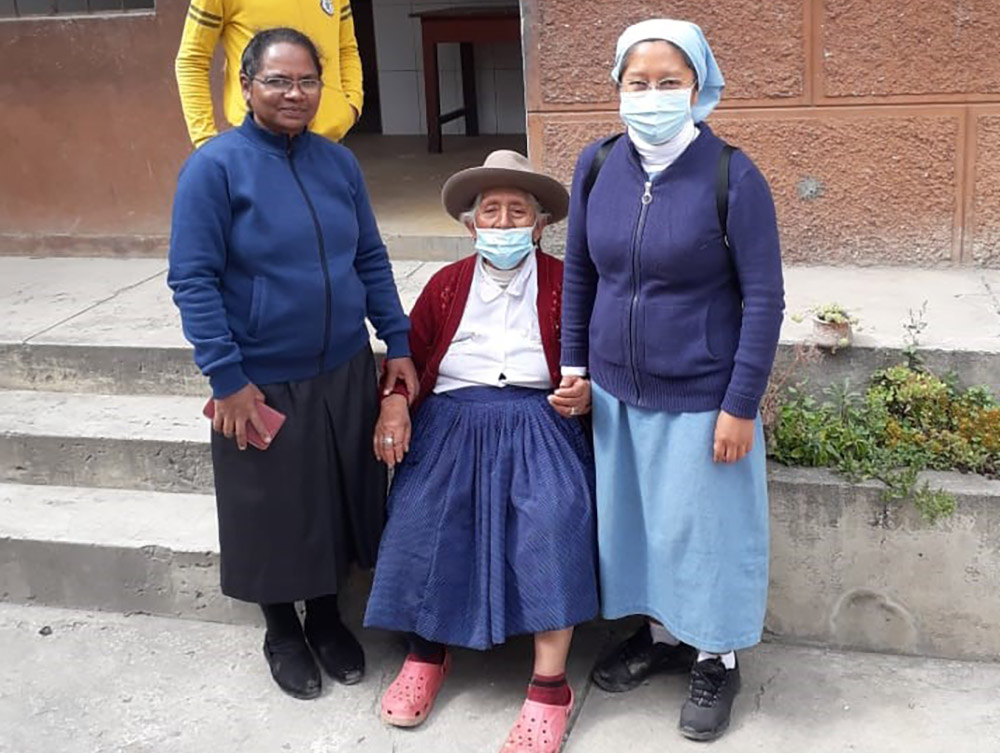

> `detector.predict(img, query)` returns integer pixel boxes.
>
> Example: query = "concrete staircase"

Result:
[1,258,999,660]
[0,257,441,625]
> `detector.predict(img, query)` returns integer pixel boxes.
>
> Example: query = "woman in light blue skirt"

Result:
[553,18,784,743]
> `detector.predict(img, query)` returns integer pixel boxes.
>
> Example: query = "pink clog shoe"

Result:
[499,688,575,753]
[380,653,451,728]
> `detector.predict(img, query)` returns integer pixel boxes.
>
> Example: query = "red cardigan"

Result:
[388,250,564,408]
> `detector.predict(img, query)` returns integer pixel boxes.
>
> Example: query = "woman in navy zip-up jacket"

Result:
[168,29,416,701]
[555,20,784,742]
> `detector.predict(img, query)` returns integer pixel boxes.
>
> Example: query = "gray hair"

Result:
[459,191,551,228]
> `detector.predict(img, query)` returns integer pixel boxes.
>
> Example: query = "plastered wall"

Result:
[523,0,1000,266]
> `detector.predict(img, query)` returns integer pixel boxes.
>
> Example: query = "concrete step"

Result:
[0,233,476,262]
[0,256,442,396]
[0,390,211,492]
[0,482,251,623]
[3,258,999,397]
[2,466,998,662]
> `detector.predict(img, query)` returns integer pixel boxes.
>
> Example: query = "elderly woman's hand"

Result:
[713,410,755,463]
[383,357,420,405]
[373,394,411,468]
[548,375,592,418]
[212,383,269,451]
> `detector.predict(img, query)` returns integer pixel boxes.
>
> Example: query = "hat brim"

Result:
[442,166,569,224]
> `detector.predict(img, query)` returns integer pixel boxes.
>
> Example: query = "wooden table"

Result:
[410,6,520,153]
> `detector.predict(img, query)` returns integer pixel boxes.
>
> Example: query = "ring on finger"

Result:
[381,436,395,445]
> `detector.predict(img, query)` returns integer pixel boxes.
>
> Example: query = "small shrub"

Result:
[768,366,999,523]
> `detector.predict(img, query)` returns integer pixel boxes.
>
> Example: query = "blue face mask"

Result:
[619,87,694,145]
[474,226,535,270]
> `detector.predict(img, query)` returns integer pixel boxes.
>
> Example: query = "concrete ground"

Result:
[2,257,998,356]
[1,604,998,753]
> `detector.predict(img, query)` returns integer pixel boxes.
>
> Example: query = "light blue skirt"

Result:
[591,380,769,653]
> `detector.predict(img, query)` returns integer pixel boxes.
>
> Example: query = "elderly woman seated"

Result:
[363,151,597,753]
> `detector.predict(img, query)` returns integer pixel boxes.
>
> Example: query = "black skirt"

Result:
[210,345,386,604]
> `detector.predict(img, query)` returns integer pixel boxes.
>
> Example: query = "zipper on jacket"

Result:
[286,137,333,374]
[627,179,653,405]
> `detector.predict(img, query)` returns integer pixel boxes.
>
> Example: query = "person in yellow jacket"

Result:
[175,0,363,147]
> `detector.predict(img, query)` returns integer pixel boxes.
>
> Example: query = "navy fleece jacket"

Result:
[168,115,410,398]
[560,125,784,418]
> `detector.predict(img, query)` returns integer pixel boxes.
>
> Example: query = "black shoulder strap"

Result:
[583,133,624,201]
[717,143,737,248]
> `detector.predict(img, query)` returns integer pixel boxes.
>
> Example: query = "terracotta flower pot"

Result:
[812,316,852,350]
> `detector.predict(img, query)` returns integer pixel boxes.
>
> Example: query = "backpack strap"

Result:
[585,135,738,249]
[717,143,737,249]
[583,133,624,202]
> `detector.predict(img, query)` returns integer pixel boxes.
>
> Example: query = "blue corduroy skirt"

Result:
[364,386,599,650]
[591,380,770,653]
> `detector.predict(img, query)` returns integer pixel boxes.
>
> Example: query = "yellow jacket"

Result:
[175,0,363,147]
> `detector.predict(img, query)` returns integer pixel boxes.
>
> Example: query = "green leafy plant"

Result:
[790,303,860,326]
[769,365,999,523]
[810,302,858,326]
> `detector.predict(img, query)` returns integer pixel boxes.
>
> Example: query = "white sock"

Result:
[697,650,736,670]
[648,622,680,646]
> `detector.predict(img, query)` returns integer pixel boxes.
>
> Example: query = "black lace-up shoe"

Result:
[263,632,322,700]
[591,624,698,693]
[678,655,741,741]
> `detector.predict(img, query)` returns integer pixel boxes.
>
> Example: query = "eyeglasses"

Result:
[621,78,696,93]
[253,76,323,94]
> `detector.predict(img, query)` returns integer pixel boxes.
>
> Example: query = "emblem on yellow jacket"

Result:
[320,0,334,16]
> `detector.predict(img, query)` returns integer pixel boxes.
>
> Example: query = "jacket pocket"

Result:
[247,276,267,338]
[641,302,719,377]
[589,295,630,366]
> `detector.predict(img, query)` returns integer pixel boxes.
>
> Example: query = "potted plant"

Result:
[809,303,858,351]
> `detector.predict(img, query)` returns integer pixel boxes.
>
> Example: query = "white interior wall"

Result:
[372,0,526,135]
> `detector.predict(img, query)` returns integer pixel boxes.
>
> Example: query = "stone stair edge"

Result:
[2,468,999,662]
[2,339,999,399]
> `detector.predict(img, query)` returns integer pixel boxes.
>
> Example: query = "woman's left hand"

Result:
[548,375,592,418]
[713,410,755,463]
[382,356,419,405]
[373,394,411,468]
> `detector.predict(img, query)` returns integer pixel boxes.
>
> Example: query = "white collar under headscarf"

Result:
[629,119,699,176]
[611,18,725,123]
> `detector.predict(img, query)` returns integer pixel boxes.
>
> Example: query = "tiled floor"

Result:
[346,133,528,238]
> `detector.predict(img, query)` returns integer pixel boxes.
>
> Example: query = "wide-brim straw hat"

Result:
[441,150,569,223]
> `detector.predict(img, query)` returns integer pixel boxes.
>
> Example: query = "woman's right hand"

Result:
[373,394,411,468]
[212,383,269,451]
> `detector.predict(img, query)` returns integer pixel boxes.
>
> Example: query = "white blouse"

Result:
[435,254,552,393]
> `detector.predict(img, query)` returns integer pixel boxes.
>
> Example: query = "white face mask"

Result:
[474,226,535,270]
[619,87,695,145]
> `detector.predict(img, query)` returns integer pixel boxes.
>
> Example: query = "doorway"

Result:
[351,0,382,134]
[347,0,528,257]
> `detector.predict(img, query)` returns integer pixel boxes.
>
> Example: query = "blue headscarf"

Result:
[610,19,725,122]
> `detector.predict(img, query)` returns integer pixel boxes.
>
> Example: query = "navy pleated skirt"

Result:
[364,386,599,650]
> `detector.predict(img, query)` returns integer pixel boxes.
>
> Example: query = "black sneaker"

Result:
[591,624,698,693]
[263,632,322,700]
[304,619,366,686]
[678,655,741,741]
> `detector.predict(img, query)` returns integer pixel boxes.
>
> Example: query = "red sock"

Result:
[527,672,571,706]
